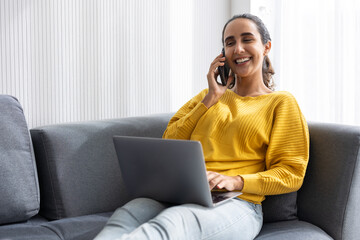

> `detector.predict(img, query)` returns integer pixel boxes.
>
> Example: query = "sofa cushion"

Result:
[30,113,173,220]
[0,95,40,225]
[262,192,297,223]
[41,212,112,240]
[0,215,57,240]
[0,213,111,240]
[255,220,332,240]
[0,225,60,240]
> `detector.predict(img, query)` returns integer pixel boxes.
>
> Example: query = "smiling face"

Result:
[223,18,271,81]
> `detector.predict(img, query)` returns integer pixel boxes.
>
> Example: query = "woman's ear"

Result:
[264,41,271,56]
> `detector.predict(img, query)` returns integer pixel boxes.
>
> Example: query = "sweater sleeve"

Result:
[163,89,209,140]
[241,93,310,195]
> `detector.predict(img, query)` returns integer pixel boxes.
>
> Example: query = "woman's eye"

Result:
[226,42,234,46]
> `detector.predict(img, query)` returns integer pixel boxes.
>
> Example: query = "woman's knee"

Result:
[123,198,167,212]
[113,198,166,224]
[150,205,202,228]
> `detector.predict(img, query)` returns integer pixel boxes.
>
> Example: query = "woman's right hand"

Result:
[202,53,234,108]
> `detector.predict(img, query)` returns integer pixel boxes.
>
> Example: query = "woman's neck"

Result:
[231,76,272,97]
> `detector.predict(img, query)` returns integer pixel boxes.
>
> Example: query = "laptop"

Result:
[113,136,242,207]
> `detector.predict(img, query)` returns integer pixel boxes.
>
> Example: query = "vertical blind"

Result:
[0,0,173,128]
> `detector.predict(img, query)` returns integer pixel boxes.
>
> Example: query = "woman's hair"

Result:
[222,13,275,90]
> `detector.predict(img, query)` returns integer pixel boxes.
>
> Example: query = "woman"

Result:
[95,13,309,240]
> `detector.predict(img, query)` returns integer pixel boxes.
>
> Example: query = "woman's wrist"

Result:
[236,175,244,191]
[201,92,221,108]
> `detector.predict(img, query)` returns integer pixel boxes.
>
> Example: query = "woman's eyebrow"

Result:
[224,36,235,43]
[241,32,255,37]
[225,32,255,42]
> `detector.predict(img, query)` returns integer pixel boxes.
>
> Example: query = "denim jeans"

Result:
[94,197,263,240]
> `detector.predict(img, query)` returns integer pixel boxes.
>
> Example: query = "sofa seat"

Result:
[0,212,112,240]
[41,212,112,240]
[256,220,333,240]
[1,215,333,240]
[0,215,57,240]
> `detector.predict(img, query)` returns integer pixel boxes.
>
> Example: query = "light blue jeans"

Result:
[94,197,263,240]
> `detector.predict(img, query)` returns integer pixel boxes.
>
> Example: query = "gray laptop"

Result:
[113,136,242,207]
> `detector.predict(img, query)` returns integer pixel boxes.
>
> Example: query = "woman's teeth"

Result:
[236,57,250,64]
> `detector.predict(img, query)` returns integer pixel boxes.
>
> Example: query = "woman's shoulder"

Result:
[271,90,295,98]
[270,91,299,104]
[260,91,301,114]
[269,91,304,117]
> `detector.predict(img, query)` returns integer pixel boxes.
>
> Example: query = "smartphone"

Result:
[218,48,231,86]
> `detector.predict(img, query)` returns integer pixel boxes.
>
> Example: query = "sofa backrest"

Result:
[0,95,40,225]
[298,122,360,240]
[31,112,301,224]
[30,114,172,220]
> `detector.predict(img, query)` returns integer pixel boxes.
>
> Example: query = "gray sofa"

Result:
[1,94,359,240]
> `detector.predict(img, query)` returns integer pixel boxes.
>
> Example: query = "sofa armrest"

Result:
[298,122,360,240]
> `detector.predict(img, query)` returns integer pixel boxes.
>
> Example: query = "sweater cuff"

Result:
[188,102,208,124]
[241,173,263,194]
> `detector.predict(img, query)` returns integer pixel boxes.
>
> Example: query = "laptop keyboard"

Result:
[211,191,228,204]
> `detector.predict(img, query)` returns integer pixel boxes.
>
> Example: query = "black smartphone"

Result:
[218,48,230,86]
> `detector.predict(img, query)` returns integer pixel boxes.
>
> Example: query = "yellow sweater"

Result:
[163,89,309,205]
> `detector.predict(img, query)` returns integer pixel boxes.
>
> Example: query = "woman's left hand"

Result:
[206,171,244,191]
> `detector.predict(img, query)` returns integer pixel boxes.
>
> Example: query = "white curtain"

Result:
[274,0,360,125]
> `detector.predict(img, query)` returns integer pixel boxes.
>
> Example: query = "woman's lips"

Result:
[235,57,251,65]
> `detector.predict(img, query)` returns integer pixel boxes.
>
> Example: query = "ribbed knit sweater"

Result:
[163,89,309,204]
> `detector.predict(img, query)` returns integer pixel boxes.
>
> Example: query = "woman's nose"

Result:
[234,43,245,54]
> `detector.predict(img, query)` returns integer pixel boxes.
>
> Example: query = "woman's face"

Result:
[223,18,271,80]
